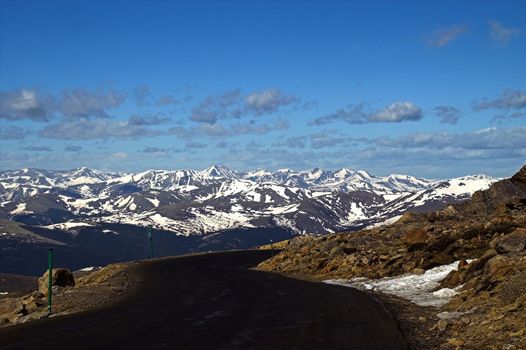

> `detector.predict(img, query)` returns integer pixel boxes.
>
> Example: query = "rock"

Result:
[403,260,416,272]
[396,211,425,224]
[403,228,430,245]
[484,255,515,282]
[0,298,25,315]
[328,246,344,258]
[437,319,448,331]
[0,298,27,326]
[441,205,460,217]
[18,310,49,324]
[38,268,75,295]
[441,269,462,287]
[447,338,464,347]
[509,329,526,337]
[494,228,526,253]
[460,317,471,325]
[458,259,469,269]
[22,299,42,314]
[511,164,526,184]
[413,268,425,275]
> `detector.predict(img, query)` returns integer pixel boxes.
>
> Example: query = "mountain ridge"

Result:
[0,165,497,236]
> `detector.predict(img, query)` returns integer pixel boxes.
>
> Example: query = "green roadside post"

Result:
[47,248,54,315]
[147,225,153,259]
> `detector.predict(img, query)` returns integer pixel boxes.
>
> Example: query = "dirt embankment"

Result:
[0,263,131,327]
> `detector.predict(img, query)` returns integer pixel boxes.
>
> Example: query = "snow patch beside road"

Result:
[324,260,469,307]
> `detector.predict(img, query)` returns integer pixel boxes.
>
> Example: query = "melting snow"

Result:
[43,222,94,230]
[66,176,102,186]
[79,266,95,272]
[366,215,402,229]
[268,185,289,199]
[102,229,118,235]
[347,202,365,221]
[10,203,28,215]
[266,204,299,215]
[230,204,244,212]
[146,197,160,207]
[324,260,469,307]
[250,191,262,202]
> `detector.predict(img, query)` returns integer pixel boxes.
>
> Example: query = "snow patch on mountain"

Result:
[43,221,95,230]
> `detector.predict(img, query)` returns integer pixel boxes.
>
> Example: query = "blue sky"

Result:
[1,0,525,178]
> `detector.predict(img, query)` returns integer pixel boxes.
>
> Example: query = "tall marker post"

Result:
[47,248,54,315]
[147,225,153,259]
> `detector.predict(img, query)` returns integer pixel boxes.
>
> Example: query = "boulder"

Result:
[403,228,430,245]
[494,228,526,253]
[38,268,75,295]
[483,255,516,284]
[396,211,424,224]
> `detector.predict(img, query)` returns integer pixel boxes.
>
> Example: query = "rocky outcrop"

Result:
[456,164,526,218]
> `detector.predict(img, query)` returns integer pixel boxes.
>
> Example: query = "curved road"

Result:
[0,250,407,349]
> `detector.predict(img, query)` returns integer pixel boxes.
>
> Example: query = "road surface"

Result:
[0,250,407,349]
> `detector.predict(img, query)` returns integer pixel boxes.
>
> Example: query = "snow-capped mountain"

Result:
[0,166,497,236]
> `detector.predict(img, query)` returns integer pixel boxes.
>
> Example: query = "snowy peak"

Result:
[201,165,238,179]
[430,174,496,198]
[334,168,354,178]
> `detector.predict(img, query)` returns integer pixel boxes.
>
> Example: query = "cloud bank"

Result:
[311,102,423,125]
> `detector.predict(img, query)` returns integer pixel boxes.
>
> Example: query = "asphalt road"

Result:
[0,250,407,349]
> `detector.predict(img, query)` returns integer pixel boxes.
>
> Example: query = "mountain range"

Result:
[0,165,498,275]
[0,165,496,236]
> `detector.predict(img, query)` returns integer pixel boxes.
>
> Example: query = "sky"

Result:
[0,0,525,178]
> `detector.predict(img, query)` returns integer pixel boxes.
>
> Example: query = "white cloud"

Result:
[489,21,520,45]
[312,102,423,125]
[427,25,466,47]
[369,102,422,122]
[244,89,298,115]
